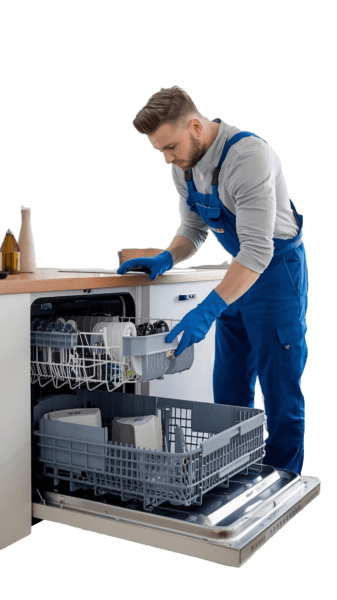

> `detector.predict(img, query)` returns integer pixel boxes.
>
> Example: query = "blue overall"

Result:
[185,122,308,474]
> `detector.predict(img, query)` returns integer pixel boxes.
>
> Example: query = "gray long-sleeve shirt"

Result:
[172,119,299,273]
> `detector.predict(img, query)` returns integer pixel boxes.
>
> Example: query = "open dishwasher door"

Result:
[32,465,320,568]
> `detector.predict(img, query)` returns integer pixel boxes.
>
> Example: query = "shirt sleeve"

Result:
[172,165,209,250]
[225,148,277,273]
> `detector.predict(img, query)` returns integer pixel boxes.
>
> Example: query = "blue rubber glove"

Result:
[117,250,173,281]
[166,290,228,356]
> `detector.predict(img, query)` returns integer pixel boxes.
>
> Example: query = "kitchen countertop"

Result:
[0,268,227,295]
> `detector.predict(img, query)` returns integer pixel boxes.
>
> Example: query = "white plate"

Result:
[90,321,107,348]
[113,321,137,366]
[111,322,122,360]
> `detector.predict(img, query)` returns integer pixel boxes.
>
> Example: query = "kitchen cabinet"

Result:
[0,293,31,550]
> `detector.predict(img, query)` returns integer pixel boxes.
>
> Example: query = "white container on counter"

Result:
[18,206,36,272]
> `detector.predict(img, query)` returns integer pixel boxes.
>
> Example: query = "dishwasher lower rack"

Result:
[33,390,265,510]
[30,316,194,391]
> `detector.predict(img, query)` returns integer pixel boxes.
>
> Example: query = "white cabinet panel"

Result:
[145,280,222,402]
[0,294,31,550]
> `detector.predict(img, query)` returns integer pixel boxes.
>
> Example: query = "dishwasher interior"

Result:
[30,291,320,568]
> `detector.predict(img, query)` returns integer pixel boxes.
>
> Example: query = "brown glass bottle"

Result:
[0,230,21,274]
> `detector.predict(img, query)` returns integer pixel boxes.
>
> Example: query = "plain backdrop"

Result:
[0,0,335,596]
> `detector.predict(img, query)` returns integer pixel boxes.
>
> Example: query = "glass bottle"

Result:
[0,230,21,274]
[18,207,36,272]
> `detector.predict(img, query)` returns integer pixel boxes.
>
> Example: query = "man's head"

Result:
[133,86,219,171]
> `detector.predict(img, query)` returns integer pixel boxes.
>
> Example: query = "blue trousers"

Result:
[213,244,308,474]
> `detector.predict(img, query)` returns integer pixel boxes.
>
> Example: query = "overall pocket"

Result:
[275,321,308,434]
[197,204,222,222]
[283,252,301,296]
[190,192,221,220]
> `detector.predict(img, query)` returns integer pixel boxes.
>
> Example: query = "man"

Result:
[118,86,308,475]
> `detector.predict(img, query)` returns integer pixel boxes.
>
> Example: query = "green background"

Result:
[0,0,330,598]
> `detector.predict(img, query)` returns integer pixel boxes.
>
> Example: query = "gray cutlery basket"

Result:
[34,390,265,510]
[31,331,78,348]
[123,332,194,381]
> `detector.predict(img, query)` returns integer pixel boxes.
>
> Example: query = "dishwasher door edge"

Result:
[32,475,320,568]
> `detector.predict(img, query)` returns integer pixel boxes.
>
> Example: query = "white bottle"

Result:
[18,206,36,272]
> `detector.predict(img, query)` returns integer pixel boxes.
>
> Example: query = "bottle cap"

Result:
[6,229,13,234]
[21,206,30,210]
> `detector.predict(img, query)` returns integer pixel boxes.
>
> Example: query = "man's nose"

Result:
[163,151,175,164]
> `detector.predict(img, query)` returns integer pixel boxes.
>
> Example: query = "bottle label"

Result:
[8,251,20,274]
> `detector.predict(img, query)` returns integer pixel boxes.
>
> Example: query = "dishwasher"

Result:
[29,288,320,568]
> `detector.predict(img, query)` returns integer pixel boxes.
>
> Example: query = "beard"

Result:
[177,134,207,171]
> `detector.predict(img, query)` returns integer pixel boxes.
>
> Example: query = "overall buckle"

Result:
[212,167,220,186]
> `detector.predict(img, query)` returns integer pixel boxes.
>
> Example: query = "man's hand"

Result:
[117,251,173,281]
[167,261,261,356]
[166,290,228,356]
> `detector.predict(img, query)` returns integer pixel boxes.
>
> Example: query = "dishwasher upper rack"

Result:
[30,316,194,392]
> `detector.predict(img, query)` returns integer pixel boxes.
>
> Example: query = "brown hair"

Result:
[133,86,202,134]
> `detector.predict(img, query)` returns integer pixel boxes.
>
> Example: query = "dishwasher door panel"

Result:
[144,280,222,402]
[32,468,320,568]
[29,285,141,311]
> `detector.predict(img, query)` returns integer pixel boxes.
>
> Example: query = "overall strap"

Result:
[212,131,265,186]
[184,127,265,186]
